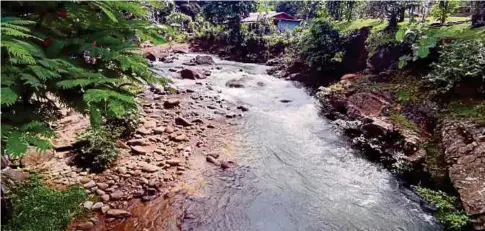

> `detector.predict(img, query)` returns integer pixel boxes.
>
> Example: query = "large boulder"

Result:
[346,92,390,119]
[441,121,485,230]
[194,55,215,65]
[180,68,205,80]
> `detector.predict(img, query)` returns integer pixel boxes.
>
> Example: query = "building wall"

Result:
[277,20,300,32]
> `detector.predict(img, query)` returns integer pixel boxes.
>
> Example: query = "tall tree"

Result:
[202,1,256,43]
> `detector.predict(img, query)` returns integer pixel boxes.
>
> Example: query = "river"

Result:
[149,54,440,231]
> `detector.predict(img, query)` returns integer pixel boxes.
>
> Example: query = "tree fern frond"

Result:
[92,2,119,23]
[1,40,36,64]
[56,78,123,89]
[83,89,135,105]
[29,65,61,80]
[5,131,29,157]
[20,73,42,88]
[1,87,19,106]
[19,120,55,138]
[1,27,32,38]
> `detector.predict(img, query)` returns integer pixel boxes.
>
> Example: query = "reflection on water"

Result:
[151,54,440,231]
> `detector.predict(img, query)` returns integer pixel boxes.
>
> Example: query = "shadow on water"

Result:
[116,54,441,231]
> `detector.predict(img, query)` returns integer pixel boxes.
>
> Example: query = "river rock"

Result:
[127,139,146,146]
[346,92,390,119]
[194,55,215,65]
[164,99,180,109]
[91,202,104,211]
[101,194,110,202]
[170,133,188,142]
[2,169,29,183]
[164,126,175,134]
[175,117,192,127]
[144,120,157,129]
[225,77,249,88]
[77,221,94,230]
[206,156,220,166]
[220,160,231,170]
[131,146,148,155]
[96,183,109,190]
[136,127,151,135]
[106,209,131,218]
[83,180,96,189]
[101,205,110,214]
[180,68,204,80]
[237,105,249,112]
[153,126,165,134]
[141,163,159,173]
[166,159,181,166]
[110,190,124,200]
[83,201,94,210]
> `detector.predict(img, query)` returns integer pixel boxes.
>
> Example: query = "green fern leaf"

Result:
[5,131,29,157]
[25,136,52,151]
[29,65,61,80]
[1,87,18,105]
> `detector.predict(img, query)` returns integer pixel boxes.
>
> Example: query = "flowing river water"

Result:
[131,54,441,231]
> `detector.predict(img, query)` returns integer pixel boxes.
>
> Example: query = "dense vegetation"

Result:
[3,176,87,231]
[1,1,164,165]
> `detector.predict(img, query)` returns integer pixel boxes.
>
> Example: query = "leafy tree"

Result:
[326,1,343,21]
[275,1,323,20]
[202,1,256,44]
[1,1,164,157]
[298,18,341,70]
[430,0,459,24]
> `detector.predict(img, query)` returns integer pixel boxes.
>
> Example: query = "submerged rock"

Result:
[180,68,205,80]
[194,55,215,65]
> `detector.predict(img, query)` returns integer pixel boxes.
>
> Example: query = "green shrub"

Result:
[298,18,341,70]
[416,187,469,230]
[366,30,398,55]
[73,128,118,171]
[105,110,140,138]
[444,100,485,124]
[424,40,485,96]
[4,176,87,231]
[389,113,420,132]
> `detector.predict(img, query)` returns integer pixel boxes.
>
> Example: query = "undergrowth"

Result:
[3,176,87,231]
[416,187,469,230]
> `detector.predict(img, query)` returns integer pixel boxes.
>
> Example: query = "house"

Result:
[241,11,302,32]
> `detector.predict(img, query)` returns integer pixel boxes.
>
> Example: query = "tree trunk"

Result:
[387,10,398,31]
[472,1,485,28]
[398,8,405,22]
